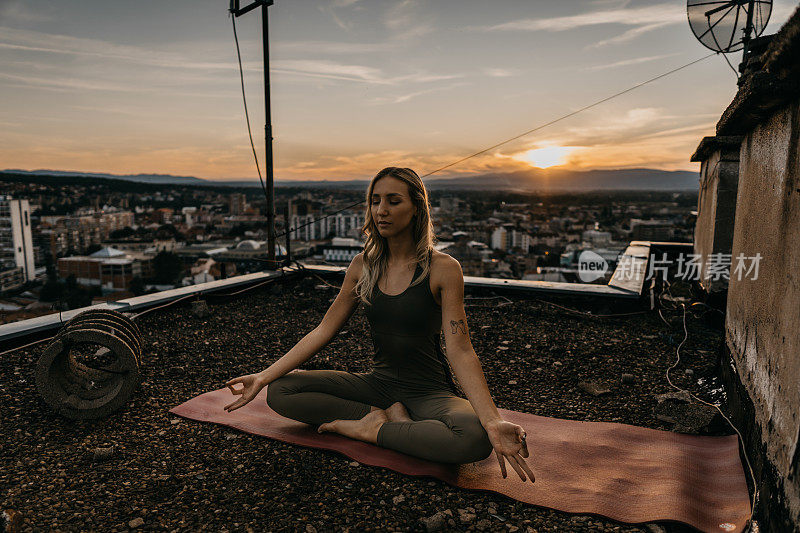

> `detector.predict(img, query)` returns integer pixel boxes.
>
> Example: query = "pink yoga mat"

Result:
[169,383,752,533]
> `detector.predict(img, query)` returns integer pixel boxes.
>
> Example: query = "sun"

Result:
[513,146,576,169]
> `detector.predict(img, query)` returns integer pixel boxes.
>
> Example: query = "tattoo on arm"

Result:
[450,319,468,335]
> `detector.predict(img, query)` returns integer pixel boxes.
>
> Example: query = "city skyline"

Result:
[0,0,796,182]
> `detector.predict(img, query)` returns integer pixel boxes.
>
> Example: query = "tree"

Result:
[84,243,102,255]
[129,276,145,296]
[599,205,615,228]
[65,286,92,310]
[155,224,182,240]
[229,223,254,237]
[110,226,136,239]
[39,277,63,302]
[152,251,184,284]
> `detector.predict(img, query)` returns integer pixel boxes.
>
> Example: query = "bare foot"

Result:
[384,401,413,422]
[317,409,388,444]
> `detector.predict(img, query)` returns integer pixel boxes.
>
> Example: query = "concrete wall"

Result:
[725,95,800,529]
[693,139,742,294]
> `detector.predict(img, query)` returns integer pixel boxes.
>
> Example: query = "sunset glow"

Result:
[513,146,578,169]
[0,1,794,181]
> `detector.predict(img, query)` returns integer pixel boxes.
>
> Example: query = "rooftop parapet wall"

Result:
[690,136,743,295]
[0,260,647,350]
[725,95,800,530]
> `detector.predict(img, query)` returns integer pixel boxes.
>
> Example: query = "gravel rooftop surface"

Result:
[1,274,735,532]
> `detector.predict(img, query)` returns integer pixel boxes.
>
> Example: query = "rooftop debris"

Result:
[34,309,143,420]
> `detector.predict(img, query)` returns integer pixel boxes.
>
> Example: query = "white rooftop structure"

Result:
[89,247,127,258]
[235,240,262,250]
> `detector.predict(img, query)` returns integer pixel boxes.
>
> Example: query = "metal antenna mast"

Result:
[229,0,277,267]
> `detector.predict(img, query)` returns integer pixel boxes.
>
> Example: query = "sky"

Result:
[0,0,796,182]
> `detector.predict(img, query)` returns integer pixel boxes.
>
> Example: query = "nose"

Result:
[376,200,389,215]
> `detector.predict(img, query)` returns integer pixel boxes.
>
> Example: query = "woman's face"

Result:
[371,176,417,238]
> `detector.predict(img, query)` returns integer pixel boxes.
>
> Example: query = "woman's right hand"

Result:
[224,373,266,412]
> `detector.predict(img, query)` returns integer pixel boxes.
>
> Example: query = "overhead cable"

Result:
[231,14,270,205]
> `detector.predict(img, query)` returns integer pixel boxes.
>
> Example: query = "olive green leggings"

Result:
[266,369,493,464]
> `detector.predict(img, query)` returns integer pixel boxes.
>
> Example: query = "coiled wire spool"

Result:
[35,309,143,420]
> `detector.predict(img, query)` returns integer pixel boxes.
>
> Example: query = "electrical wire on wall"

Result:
[654,282,758,528]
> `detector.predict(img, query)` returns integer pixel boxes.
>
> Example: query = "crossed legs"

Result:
[266,369,493,464]
[375,391,494,463]
[316,401,413,443]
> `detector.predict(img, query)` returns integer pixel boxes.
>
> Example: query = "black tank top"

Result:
[364,257,458,393]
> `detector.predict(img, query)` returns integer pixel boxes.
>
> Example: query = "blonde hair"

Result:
[355,167,436,305]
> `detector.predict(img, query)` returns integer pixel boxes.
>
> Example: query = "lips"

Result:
[377,221,391,226]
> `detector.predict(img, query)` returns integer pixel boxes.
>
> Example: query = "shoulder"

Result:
[430,250,463,286]
[345,252,364,281]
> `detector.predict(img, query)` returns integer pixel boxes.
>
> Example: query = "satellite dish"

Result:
[687,0,772,53]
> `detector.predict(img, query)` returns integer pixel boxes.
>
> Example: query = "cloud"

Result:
[589,22,673,48]
[272,59,388,84]
[318,0,435,46]
[0,27,253,72]
[0,25,455,85]
[272,59,463,86]
[320,0,363,32]
[483,108,717,171]
[483,5,684,32]
[368,81,469,104]
[276,149,414,179]
[0,27,458,89]
[634,121,718,140]
[560,130,711,171]
[0,1,52,23]
[271,144,519,181]
[274,40,397,54]
[384,0,416,29]
[483,68,520,77]
[66,105,241,122]
[327,8,352,32]
[0,72,147,93]
[589,0,633,7]
[484,121,715,172]
[481,4,684,47]
[331,0,361,8]
[588,52,679,70]
[554,107,672,145]
[384,0,434,40]
[271,107,715,181]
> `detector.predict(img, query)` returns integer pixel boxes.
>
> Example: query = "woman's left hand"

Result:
[484,419,534,482]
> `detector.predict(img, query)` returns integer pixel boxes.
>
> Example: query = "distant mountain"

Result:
[3,169,209,185]
[4,167,698,191]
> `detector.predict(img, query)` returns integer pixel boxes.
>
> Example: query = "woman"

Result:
[224,167,534,481]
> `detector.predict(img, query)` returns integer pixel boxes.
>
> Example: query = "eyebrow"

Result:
[371,192,403,198]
